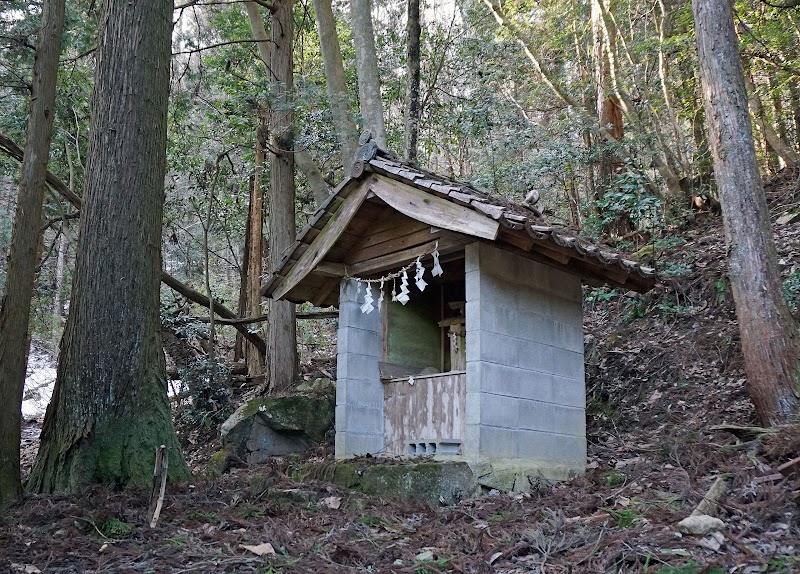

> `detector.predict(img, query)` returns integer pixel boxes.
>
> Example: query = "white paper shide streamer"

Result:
[348,242,443,313]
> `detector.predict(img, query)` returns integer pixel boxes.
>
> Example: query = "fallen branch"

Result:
[161,272,266,356]
[193,310,338,325]
[147,445,168,529]
[0,131,267,356]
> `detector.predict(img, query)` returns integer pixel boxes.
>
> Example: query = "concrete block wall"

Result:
[464,242,586,469]
[335,279,384,457]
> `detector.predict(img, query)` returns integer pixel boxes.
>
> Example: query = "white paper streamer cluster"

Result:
[349,243,443,314]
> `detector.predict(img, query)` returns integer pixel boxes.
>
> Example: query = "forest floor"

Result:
[2,170,800,573]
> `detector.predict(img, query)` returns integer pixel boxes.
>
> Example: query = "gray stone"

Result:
[296,377,335,393]
[221,394,334,463]
[676,514,725,535]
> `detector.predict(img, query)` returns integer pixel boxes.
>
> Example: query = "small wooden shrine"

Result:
[262,135,655,482]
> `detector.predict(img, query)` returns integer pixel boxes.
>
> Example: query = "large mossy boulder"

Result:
[220,393,334,465]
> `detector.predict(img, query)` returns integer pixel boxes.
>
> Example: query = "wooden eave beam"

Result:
[347,234,467,278]
[370,175,500,241]
[270,178,371,300]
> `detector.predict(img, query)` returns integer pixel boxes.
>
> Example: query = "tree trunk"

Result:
[692,0,800,427]
[350,0,387,147]
[234,205,249,363]
[268,0,298,392]
[28,0,190,492]
[744,73,800,167]
[403,0,421,162]
[0,0,65,508]
[243,1,330,205]
[246,118,266,378]
[591,0,628,235]
[790,84,800,151]
[312,0,359,171]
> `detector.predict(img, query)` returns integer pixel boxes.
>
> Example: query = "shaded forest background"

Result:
[2,0,798,358]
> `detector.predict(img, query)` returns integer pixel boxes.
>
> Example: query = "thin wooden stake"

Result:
[147,445,168,528]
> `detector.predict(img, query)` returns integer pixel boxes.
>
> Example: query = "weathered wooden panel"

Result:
[383,371,466,455]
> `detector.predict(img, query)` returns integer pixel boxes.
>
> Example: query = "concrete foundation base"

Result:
[299,457,584,505]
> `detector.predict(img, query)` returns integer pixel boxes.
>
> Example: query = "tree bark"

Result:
[312,0,359,170]
[350,0,387,147]
[234,206,249,362]
[403,0,421,162]
[0,0,65,508]
[692,0,800,426]
[268,0,298,392]
[246,118,266,378]
[28,0,191,492]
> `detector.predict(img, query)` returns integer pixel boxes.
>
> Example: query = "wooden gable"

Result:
[262,175,495,306]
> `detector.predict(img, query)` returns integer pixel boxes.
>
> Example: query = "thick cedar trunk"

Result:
[268,0,298,392]
[692,0,800,426]
[28,0,190,492]
[246,118,266,378]
[0,0,65,507]
[350,0,386,147]
[312,0,359,171]
[403,0,421,162]
[591,0,628,235]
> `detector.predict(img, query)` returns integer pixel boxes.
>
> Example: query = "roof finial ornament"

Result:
[359,130,373,146]
[353,130,379,173]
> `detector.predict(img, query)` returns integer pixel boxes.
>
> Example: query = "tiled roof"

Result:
[355,142,656,287]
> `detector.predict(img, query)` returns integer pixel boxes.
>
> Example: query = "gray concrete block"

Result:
[335,431,384,457]
[546,267,582,302]
[466,361,482,393]
[518,430,586,463]
[338,301,382,333]
[336,377,384,407]
[465,390,482,425]
[479,426,519,458]
[340,326,382,357]
[518,399,585,437]
[337,352,380,381]
[465,269,481,303]
[466,327,481,364]
[549,295,584,327]
[339,278,363,304]
[475,331,519,366]
[464,242,480,273]
[336,404,383,434]
[463,424,481,457]
[473,362,521,397]
[517,372,585,409]
[480,392,519,428]
[516,429,555,460]
[516,341,584,380]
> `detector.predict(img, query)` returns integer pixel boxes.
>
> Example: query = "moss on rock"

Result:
[300,460,479,506]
